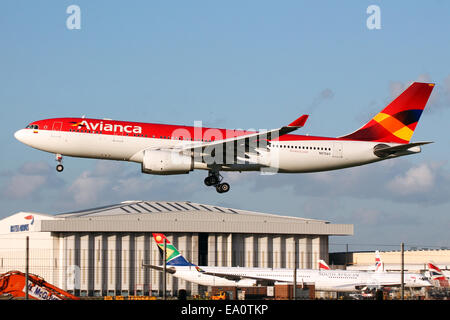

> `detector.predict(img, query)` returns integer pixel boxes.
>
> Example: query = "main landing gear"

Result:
[204,171,230,193]
[55,154,64,172]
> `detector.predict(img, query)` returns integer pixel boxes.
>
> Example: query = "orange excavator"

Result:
[0,270,79,300]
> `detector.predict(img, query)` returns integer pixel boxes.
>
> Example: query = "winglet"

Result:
[288,114,309,127]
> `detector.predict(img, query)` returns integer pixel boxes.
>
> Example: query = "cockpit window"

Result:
[26,124,39,130]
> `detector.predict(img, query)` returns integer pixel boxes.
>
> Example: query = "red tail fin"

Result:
[341,82,435,143]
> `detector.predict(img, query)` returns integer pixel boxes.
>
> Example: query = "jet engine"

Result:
[141,149,193,175]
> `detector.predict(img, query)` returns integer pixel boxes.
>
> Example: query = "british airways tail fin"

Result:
[318,259,331,270]
[374,250,384,273]
[428,262,446,281]
[340,82,435,143]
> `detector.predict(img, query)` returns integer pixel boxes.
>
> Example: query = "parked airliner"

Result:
[144,233,431,292]
[14,82,434,193]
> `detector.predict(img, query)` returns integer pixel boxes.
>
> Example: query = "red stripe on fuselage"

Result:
[29,117,347,142]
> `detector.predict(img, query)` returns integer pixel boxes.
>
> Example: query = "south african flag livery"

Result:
[341,82,434,143]
[152,233,193,266]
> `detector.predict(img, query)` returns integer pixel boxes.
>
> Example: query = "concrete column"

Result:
[64,234,79,293]
[149,233,161,295]
[93,234,105,295]
[226,234,232,267]
[285,236,296,269]
[106,234,119,295]
[142,233,151,295]
[121,234,131,295]
[299,236,312,269]
[79,234,90,294]
[190,234,199,295]
[134,234,145,295]
[165,234,174,296]
[272,236,285,269]
[52,234,60,286]
[312,236,325,269]
[216,234,225,267]
[79,235,87,294]
[191,233,199,265]
[177,234,189,291]
[244,234,255,267]
[258,236,271,268]
[57,234,67,290]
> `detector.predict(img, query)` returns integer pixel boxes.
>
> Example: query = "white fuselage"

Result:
[165,266,431,292]
[14,127,390,173]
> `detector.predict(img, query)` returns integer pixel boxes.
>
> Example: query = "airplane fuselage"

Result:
[167,266,431,292]
[14,117,396,174]
[13,83,435,193]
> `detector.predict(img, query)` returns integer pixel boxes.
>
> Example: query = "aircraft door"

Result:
[332,142,343,158]
[51,122,63,137]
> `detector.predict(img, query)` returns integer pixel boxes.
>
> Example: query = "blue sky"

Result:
[1,1,449,251]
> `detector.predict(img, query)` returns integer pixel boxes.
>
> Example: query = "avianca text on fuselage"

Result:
[76,120,143,134]
[14,82,435,193]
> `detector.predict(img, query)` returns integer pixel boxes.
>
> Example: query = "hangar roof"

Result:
[37,200,353,236]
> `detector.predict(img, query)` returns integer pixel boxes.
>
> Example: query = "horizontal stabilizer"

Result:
[141,264,176,274]
[373,141,433,158]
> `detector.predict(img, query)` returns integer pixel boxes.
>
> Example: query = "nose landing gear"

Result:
[204,171,230,193]
[56,154,64,172]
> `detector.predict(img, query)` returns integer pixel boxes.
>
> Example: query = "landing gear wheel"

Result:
[216,183,230,193]
[204,175,218,186]
[205,170,230,193]
[55,154,64,172]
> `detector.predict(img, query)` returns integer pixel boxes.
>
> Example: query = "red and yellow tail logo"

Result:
[341,82,434,143]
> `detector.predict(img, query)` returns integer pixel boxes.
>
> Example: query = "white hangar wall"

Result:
[0,201,353,297]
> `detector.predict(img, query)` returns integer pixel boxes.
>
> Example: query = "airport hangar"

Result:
[0,200,353,297]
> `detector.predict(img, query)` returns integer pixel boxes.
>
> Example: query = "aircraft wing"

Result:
[200,270,293,286]
[181,114,309,157]
[373,141,433,158]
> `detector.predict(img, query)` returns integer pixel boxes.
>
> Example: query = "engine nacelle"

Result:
[141,150,193,175]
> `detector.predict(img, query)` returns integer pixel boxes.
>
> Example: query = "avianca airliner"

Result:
[145,233,431,292]
[14,82,434,193]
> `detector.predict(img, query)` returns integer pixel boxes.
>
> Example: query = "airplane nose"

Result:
[14,129,27,143]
